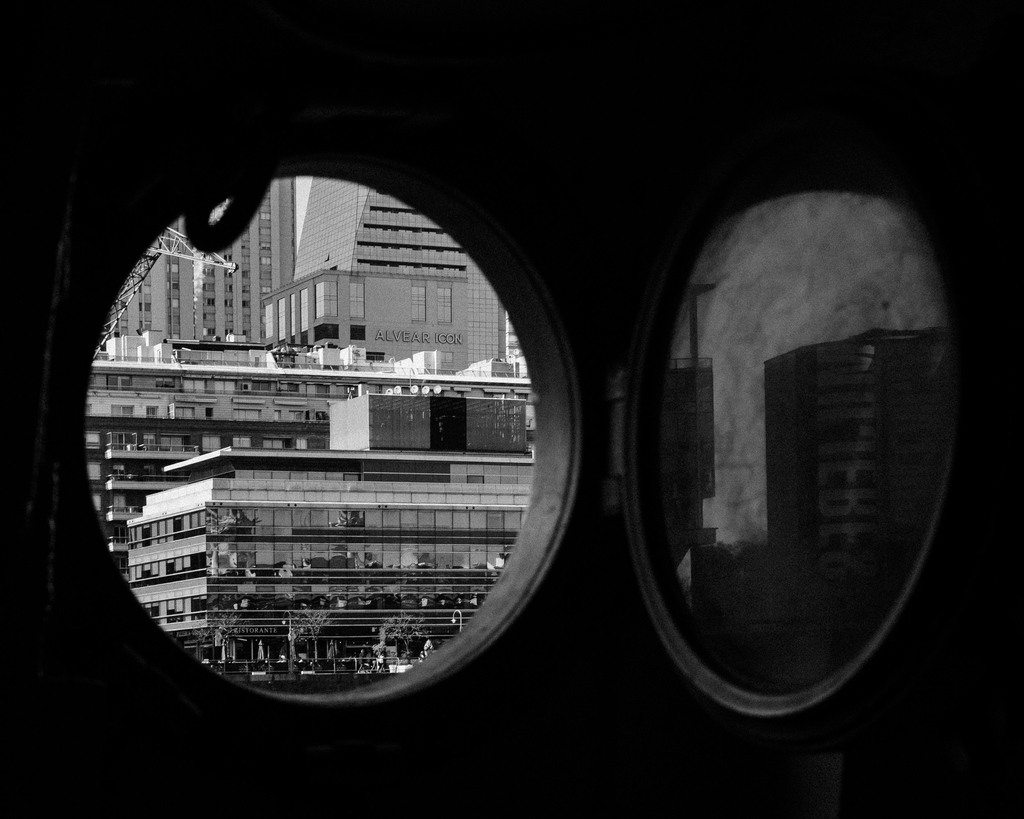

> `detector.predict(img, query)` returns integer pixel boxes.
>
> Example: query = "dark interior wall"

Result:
[15,1,1022,814]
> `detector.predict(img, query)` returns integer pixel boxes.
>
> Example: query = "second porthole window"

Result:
[626,118,959,726]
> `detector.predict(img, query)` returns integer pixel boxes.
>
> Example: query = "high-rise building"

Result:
[765,327,954,580]
[110,179,296,342]
[292,178,507,364]
[762,327,955,665]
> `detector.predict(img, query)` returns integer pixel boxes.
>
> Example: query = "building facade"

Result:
[261,268,476,372]
[88,332,533,576]
[289,178,507,364]
[660,357,717,569]
[123,395,532,674]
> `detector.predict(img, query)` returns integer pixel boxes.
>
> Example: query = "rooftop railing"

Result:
[106,443,200,454]
[97,352,530,379]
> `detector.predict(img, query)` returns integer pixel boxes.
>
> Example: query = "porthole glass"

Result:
[85,169,574,699]
[655,190,956,697]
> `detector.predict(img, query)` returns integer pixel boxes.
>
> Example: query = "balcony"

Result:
[105,444,200,460]
[105,473,190,491]
[106,505,144,522]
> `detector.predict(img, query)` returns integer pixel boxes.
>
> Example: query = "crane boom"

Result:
[95,227,238,357]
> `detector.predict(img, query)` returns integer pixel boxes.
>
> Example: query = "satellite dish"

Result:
[435,386,444,394]
[385,388,394,395]
[410,385,420,394]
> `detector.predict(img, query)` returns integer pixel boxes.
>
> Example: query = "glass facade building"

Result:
[124,397,532,673]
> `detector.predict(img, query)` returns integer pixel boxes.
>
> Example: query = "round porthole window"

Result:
[623,115,960,739]
[82,158,579,705]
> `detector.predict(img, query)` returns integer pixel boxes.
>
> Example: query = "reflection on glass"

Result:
[88,177,533,691]
[661,192,955,693]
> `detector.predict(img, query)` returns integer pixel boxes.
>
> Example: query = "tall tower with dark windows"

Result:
[292,178,506,365]
[763,327,955,654]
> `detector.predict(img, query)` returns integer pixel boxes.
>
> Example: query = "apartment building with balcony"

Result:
[87,332,533,576]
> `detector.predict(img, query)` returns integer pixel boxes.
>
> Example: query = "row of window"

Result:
[101,404,327,421]
[131,541,514,584]
[204,507,524,534]
[271,281,454,342]
[129,505,526,548]
[96,374,355,396]
[143,595,206,623]
[88,431,325,451]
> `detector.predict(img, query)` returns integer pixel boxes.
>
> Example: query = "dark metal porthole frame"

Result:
[61,149,582,710]
[620,103,970,748]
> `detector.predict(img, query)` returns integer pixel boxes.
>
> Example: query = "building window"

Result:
[350,281,365,318]
[146,405,159,417]
[87,462,101,481]
[85,432,101,449]
[313,323,339,341]
[277,299,286,341]
[111,405,134,417]
[300,288,309,332]
[202,435,221,451]
[438,286,452,323]
[233,409,261,421]
[264,303,274,339]
[350,325,366,341]
[411,285,426,322]
[263,438,287,449]
[366,351,386,362]
[232,436,252,447]
[315,280,338,318]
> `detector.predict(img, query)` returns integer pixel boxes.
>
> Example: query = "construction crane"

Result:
[95,227,238,357]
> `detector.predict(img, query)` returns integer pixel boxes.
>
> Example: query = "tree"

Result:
[294,608,333,665]
[380,612,426,662]
[189,609,241,663]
